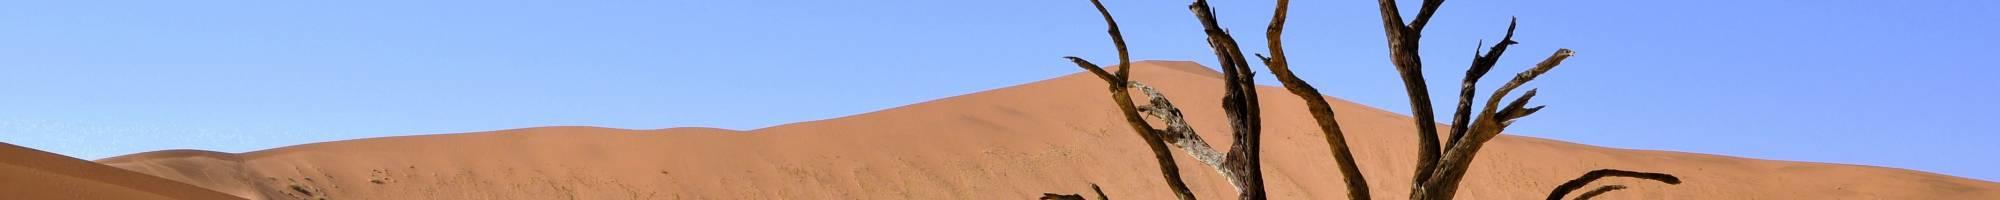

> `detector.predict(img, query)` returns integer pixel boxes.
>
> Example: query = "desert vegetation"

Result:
[1053,0,1682,199]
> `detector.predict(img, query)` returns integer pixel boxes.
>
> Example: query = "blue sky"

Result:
[2,0,1994,181]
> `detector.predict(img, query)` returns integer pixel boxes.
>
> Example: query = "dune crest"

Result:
[80,61,2000,199]
[0,143,243,200]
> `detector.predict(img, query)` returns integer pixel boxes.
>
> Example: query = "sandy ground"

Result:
[0,143,243,199]
[11,61,1996,199]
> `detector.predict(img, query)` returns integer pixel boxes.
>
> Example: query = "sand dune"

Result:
[0,143,243,200]
[52,61,2000,199]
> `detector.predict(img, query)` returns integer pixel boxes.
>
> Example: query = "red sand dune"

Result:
[20,61,2000,199]
[0,143,243,200]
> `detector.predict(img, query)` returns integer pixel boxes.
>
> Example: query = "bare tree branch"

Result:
[1259,0,1370,199]
[1484,49,1573,124]
[1409,0,1447,32]
[1445,18,1518,150]
[1061,1,1198,199]
[1088,0,1133,81]
[1067,57,1119,86]
[1043,193,1086,200]
[1375,0,1448,189]
[1545,169,1681,200]
[1042,183,1113,200]
[1059,1,1679,200]
[1093,184,1110,200]
[1495,89,1543,126]
[1375,0,1408,36]
[1414,49,1573,200]
[1065,52,1198,200]
[1131,82,1238,191]
[1569,185,1626,200]
[1189,0,1269,199]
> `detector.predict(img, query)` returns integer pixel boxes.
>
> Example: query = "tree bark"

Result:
[1414,49,1573,200]
[1445,19,1517,150]
[1374,0,1449,191]
[1568,185,1625,200]
[1188,1,1268,199]
[1053,1,1684,200]
[1059,2,1197,199]
[1545,169,1681,200]
[1256,0,1371,199]
[1132,82,1240,191]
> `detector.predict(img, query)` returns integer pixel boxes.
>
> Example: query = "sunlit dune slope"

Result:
[1,143,243,200]
[95,61,2000,199]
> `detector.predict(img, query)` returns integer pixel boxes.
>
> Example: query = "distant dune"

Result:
[4,61,1994,199]
[0,143,242,200]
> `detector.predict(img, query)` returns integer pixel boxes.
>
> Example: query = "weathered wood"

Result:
[1041,184,1113,200]
[1545,169,1682,200]
[1415,49,1573,200]
[1408,0,1446,32]
[1256,0,1370,199]
[1188,0,1268,199]
[1131,82,1239,191]
[1445,18,1517,150]
[1065,57,1194,200]
[1374,0,1449,190]
[1366,1,1679,199]
[1065,57,1195,200]
[1042,193,1086,200]
[1058,2,1197,199]
[1055,1,1682,200]
[1092,184,1110,200]
[1569,185,1626,200]
[1088,1,1192,198]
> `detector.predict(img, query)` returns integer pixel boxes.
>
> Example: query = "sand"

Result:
[0,143,243,200]
[15,60,1997,199]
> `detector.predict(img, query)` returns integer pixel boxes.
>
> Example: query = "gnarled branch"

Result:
[1373,2,1593,197]
[1445,18,1518,150]
[1043,193,1086,200]
[1376,0,1448,189]
[1545,169,1681,200]
[1059,1,1680,200]
[1093,184,1110,200]
[1569,185,1626,200]
[1131,82,1238,191]
[1189,0,1268,199]
[1061,1,1197,199]
[1414,49,1575,200]
[1257,0,1370,199]
[1065,52,1197,200]
[1040,183,1112,200]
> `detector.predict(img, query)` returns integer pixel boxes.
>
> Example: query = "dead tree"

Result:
[1364,0,1648,199]
[1057,0,1681,200]
[1041,193,1086,200]
[1188,0,1271,199]
[1368,1,1685,200]
[1066,0,1277,199]
[1257,0,1373,199]
[1568,185,1625,200]
[1063,0,1198,199]
[1545,169,1682,200]
[1041,184,1110,200]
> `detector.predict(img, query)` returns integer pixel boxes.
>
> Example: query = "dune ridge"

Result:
[72,60,2000,199]
[0,143,244,200]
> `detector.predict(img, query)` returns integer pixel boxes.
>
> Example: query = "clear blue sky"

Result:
[2,0,1994,181]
